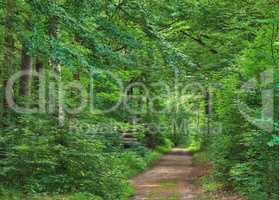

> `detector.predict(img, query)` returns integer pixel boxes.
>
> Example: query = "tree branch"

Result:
[182,31,218,54]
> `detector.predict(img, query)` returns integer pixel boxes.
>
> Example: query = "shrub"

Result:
[0,117,132,200]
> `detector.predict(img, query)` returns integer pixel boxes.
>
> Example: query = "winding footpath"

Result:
[130,148,204,200]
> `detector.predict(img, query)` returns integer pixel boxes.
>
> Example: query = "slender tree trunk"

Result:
[35,60,43,74]
[204,88,211,147]
[49,16,64,125]
[197,107,200,129]
[19,45,33,97]
[1,0,15,127]
[20,17,33,98]
[74,71,80,81]
[35,59,46,113]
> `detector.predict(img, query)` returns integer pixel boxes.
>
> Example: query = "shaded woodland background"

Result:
[1,0,279,199]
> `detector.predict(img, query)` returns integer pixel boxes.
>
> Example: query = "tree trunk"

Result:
[19,45,33,97]
[1,0,15,127]
[35,60,44,76]
[35,59,46,113]
[49,16,64,126]
[204,88,211,147]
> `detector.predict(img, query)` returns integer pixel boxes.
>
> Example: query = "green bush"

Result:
[155,138,173,154]
[0,117,132,200]
[0,190,103,200]
[119,149,161,177]
[200,175,224,193]
[120,151,148,177]
[0,115,171,200]
[67,193,103,200]
[192,152,210,165]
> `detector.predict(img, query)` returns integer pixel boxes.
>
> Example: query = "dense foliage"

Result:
[1,0,279,200]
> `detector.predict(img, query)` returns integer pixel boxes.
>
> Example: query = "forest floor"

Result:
[130,148,243,200]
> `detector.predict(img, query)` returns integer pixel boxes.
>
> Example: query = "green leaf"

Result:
[267,135,279,147]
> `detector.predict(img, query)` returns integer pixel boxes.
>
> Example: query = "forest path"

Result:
[130,148,204,200]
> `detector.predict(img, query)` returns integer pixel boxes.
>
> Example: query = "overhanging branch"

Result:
[182,31,218,54]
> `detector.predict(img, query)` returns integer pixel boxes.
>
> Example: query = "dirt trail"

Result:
[130,148,204,200]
